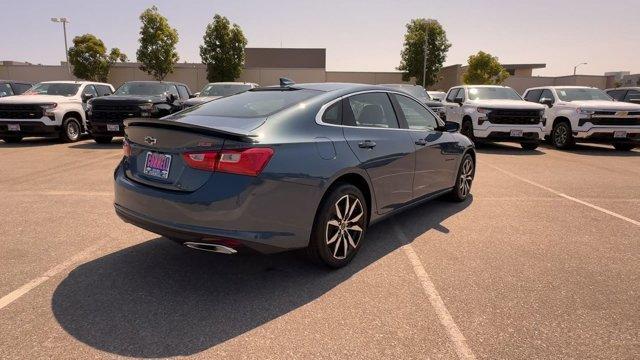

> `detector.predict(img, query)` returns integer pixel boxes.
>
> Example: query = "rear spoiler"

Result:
[123,118,258,143]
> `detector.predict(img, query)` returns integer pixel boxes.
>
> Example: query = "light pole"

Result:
[573,62,587,76]
[51,17,70,74]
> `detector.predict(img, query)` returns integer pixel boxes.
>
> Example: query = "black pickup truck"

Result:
[87,81,192,143]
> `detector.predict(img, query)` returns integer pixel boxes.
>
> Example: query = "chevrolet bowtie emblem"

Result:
[615,111,628,116]
[144,136,157,145]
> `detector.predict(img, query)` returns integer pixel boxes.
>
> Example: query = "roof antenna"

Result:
[280,77,295,87]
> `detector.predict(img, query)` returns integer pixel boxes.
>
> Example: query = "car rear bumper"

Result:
[0,119,59,137]
[113,163,320,254]
[474,125,544,143]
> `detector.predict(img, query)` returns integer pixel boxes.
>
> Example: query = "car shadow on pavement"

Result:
[0,137,60,148]
[69,139,123,150]
[476,142,546,155]
[539,143,640,157]
[51,197,472,358]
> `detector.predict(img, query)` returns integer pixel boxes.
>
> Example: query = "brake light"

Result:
[182,148,274,176]
[123,139,132,157]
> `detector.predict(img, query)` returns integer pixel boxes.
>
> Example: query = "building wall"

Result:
[325,71,407,84]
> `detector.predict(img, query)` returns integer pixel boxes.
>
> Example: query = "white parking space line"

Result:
[393,221,477,360]
[0,243,103,310]
[482,162,640,227]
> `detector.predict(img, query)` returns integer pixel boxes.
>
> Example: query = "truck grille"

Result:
[91,104,141,121]
[579,117,640,126]
[487,109,542,125]
[0,104,44,119]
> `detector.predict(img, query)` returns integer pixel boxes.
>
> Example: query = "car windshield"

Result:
[555,88,612,101]
[182,89,321,118]
[0,83,13,97]
[467,87,522,100]
[114,82,173,96]
[23,83,80,97]
[200,84,253,97]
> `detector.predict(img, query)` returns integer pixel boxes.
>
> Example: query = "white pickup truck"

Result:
[523,86,640,151]
[0,81,114,143]
[444,85,546,150]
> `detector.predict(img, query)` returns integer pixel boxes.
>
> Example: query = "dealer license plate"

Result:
[143,152,172,179]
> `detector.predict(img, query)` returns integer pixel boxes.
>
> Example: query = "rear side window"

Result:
[446,88,460,102]
[177,85,190,100]
[344,92,399,128]
[322,101,342,125]
[524,89,542,102]
[95,85,113,97]
[393,94,438,130]
[625,90,640,101]
[184,89,321,118]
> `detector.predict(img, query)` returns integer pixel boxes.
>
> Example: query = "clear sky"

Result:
[2,0,638,76]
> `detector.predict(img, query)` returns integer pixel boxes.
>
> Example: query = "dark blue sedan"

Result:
[114,82,475,268]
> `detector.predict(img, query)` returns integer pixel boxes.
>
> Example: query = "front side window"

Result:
[177,85,190,100]
[345,92,399,128]
[446,88,460,102]
[467,87,522,101]
[14,83,32,94]
[524,89,542,102]
[393,94,438,130]
[0,83,14,97]
[180,89,321,118]
[24,83,80,97]
[114,82,177,96]
[200,84,253,97]
[83,85,98,98]
[555,88,612,101]
[95,85,113,97]
[539,89,555,104]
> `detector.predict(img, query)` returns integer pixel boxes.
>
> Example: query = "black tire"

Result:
[307,183,368,268]
[613,143,635,151]
[460,119,476,143]
[447,153,475,202]
[521,142,539,150]
[93,136,113,144]
[1,136,23,143]
[551,121,574,149]
[60,117,82,143]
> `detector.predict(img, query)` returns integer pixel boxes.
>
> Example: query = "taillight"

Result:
[182,151,218,171]
[123,139,132,157]
[182,148,274,176]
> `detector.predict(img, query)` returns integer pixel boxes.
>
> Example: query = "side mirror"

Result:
[193,92,200,97]
[82,93,95,102]
[444,121,460,132]
[454,96,464,105]
[189,94,197,99]
[166,93,177,103]
[540,97,554,107]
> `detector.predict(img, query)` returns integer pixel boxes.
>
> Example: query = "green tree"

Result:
[398,19,451,87]
[462,51,510,85]
[199,14,247,82]
[67,34,127,82]
[136,6,179,81]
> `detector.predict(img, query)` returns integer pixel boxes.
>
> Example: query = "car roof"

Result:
[526,86,598,91]
[0,80,31,84]
[39,80,112,86]
[455,85,513,88]
[122,80,188,87]
[604,87,639,91]
[205,82,258,86]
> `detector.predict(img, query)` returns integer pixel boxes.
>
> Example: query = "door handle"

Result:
[415,139,427,146]
[358,140,377,149]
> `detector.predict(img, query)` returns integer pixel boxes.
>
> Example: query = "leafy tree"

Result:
[68,34,127,82]
[462,51,510,85]
[136,6,179,80]
[200,14,247,82]
[398,19,451,87]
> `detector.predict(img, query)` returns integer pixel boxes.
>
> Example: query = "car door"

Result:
[391,93,458,198]
[341,92,415,214]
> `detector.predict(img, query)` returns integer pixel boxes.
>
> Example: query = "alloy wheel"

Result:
[67,120,80,140]
[459,157,474,197]
[325,194,364,260]
[554,125,568,147]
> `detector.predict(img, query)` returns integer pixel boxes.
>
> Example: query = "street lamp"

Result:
[51,17,70,74]
[573,62,587,75]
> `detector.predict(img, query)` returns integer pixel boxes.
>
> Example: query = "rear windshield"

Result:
[201,84,252,97]
[184,89,321,117]
[468,87,522,100]
[24,83,80,97]
[115,82,174,96]
[384,85,431,100]
[555,88,612,101]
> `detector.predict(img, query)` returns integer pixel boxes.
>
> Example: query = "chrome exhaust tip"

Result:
[183,242,238,255]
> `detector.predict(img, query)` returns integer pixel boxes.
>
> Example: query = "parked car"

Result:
[605,87,640,105]
[87,81,192,143]
[379,84,446,120]
[523,86,640,151]
[444,85,546,150]
[428,91,447,102]
[0,81,114,143]
[0,80,32,97]
[114,82,475,268]
[182,82,259,108]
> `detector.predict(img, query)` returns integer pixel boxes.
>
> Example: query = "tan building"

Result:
[0,48,617,94]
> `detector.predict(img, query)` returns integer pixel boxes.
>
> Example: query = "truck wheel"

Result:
[93,136,113,144]
[60,117,81,143]
[551,122,574,149]
[461,119,476,143]
[521,142,539,150]
[613,143,634,151]
[1,136,23,143]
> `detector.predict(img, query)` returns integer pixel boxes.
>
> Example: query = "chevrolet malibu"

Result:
[114,82,475,268]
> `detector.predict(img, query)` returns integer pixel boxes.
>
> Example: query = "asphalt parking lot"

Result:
[0,138,638,359]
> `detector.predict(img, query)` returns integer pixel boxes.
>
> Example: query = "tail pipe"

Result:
[183,242,238,255]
